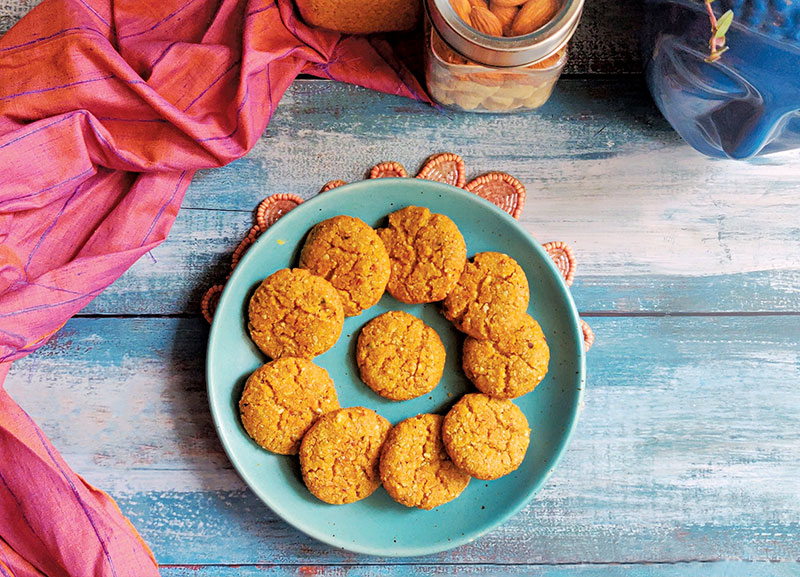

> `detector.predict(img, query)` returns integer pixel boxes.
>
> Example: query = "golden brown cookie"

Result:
[356,311,446,401]
[299,407,392,505]
[463,314,550,399]
[248,268,344,359]
[377,206,467,304]
[299,215,391,316]
[442,251,529,341]
[380,414,471,509]
[239,358,339,455]
[442,393,530,480]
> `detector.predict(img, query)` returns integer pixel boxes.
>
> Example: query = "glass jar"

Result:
[424,0,583,112]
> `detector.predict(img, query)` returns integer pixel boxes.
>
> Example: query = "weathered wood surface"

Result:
[4,3,800,576]
[75,80,800,316]
[0,0,642,75]
[6,316,800,569]
[155,564,800,577]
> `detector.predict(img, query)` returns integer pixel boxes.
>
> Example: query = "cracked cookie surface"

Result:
[300,407,392,505]
[442,251,529,341]
[239,358,339,455]
[463,314,550,399]
[377,206,467,304]
[442,393,530,480]
[299,215,390,316]
[248,268,344,359]
[356,310,446,401]
[380,414,470,509]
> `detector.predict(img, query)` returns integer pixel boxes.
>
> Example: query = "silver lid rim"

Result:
[427,0,584,67]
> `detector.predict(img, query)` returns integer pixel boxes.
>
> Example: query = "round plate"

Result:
[207,178,585,557]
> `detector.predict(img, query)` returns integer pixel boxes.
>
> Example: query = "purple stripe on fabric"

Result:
[96,116,167,123]
[0,75,114,102]
[0,468,51,555]
[0,168,93,207]
[150,41,179,70]
[76,0,111,28]
[196,45,302,143]
[266,62,274,113]
[21,412,119,577]
[196,88,250,142]
[0,288,101,321]
[9,280,90,297]
[0,542,15,577]
[0,26,103,53]
[246,0,277,17]
[24,182,86,272]
[77,111,140,167]
[183,59,241,112]
[0,115,72,151]
[118,0,202,39]
[140,171,187,246]
[0,544,13,577]
[371,43,425,101]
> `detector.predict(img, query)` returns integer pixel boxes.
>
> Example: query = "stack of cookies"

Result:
[238,206,550,510]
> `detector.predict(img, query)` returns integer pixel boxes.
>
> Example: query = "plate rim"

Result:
[206,178,586,557]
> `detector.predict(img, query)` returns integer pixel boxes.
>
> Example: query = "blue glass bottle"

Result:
[644,0,800,159]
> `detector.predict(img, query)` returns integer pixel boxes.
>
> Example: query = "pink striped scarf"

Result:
[0,1,426,574]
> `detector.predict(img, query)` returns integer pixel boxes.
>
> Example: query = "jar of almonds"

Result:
[424,0,583,112]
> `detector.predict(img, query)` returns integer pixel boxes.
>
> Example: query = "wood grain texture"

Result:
[156,562,800,577]
[78,80,800,316]
[6,315,799,565]
[0,0,642,74]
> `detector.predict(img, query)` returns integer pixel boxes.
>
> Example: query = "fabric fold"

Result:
[0,0,427,574]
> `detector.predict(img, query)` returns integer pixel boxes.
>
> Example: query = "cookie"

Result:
[442,393,530,480]
[299,215,391,316]
[463,314,550,399]
[442,251,529,341]
[356,311,446,401]
[239,358,339,455]
[377,206,467,304]
[380,414,471,509]
[299,407,392,504]
[248,268,344,359]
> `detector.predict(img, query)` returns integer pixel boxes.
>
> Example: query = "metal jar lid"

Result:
[426,0,584,67]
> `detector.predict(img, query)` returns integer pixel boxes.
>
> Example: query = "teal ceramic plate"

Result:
[207,178,585,557]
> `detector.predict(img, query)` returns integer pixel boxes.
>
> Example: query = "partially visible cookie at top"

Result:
[442,393,530,480]
[248,268,343,359]
[463,314,550,399]
[299,407,392,505]
[356,310,446,401]
[299,215,391,316]
[380,414,470,510]
[442,251,529,341]
[239,357,339,455]
[377,206,467,304]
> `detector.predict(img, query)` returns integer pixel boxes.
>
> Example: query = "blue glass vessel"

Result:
[644,0,800,159]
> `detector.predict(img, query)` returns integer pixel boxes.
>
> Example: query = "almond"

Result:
[489,2,519,35]
[468,0,490,11]
[450,0,473,23]
[470,5,503,36]
[491,0,527,7]
[510,0,560,36]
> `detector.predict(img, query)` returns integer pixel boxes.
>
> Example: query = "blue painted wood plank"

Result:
[75,80,800,316]
[156,562,800,577]
[5,315,800,564]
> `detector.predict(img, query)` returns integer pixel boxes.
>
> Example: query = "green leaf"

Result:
[715,10,734,38]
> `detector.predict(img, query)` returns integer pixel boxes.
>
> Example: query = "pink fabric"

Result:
[0,1,427,574]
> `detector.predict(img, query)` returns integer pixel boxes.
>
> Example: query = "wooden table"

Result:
[3,2,800,576]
